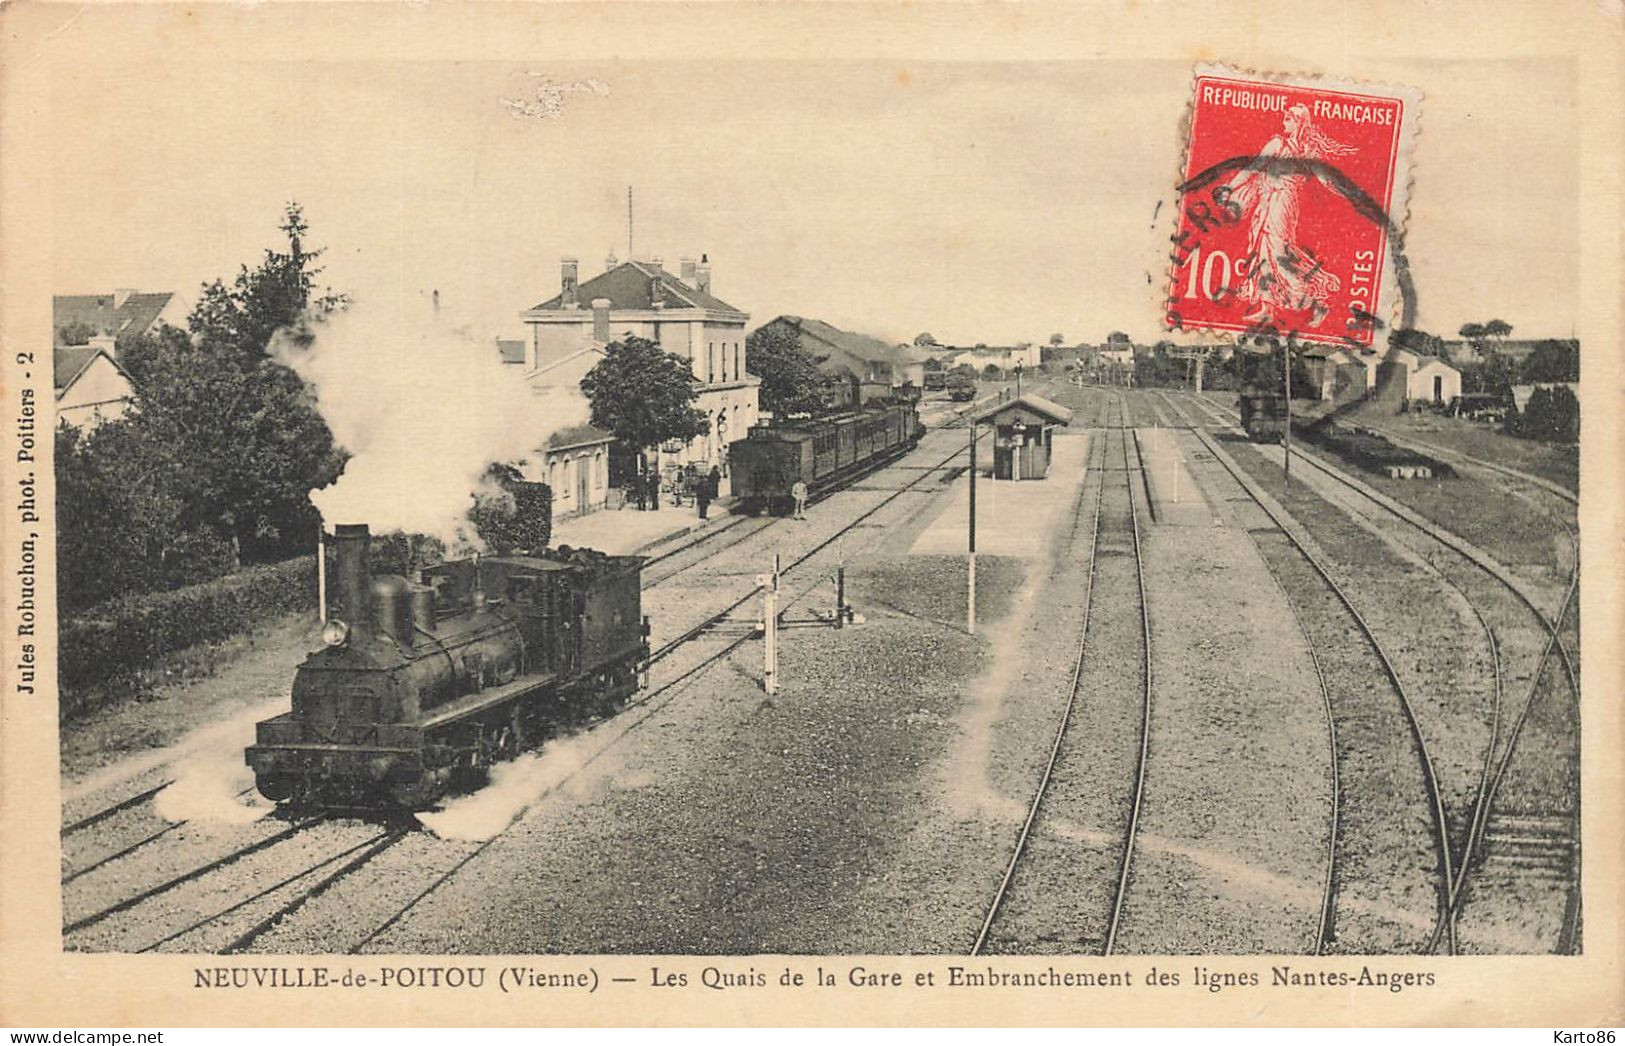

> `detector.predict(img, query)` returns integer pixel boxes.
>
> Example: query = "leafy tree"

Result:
[922,356,943,372]
[1522,340,1579,383]
[1461,354,1520,397]
[1459,322,1486,342]
[188,203,348,364]
[1049,333,1064,346]
[126,204,347,563]
[55,202,348,614]
[1510,386,1577,443]
[468,463,552,555]
[913,333,937,347]
[1483,318,1514,340]
[55,420,234,610]
[982,363,1002,378]
[745,323,828,416]
[57,320,100,346]
[580,336,708,463]
[1392,328,1444,357]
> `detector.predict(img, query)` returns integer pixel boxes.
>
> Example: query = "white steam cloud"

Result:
[155,750,276,825]
[274,293,590,546]
[417,729,641,842]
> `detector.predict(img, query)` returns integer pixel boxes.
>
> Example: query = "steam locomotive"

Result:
[1239,387,1290,442]
[730,400,924,516]
[245,524,648,809]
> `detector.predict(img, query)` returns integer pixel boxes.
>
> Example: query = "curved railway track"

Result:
[1169,404,1458,952]
[972,395,1154,955]
[1164,387,1580,953]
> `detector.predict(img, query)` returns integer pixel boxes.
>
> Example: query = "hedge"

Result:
[60,553,323,712]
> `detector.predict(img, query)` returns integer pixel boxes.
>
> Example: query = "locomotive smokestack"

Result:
[332,523,373,632]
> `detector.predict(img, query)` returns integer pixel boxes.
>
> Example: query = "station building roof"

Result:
[973,393,1074,427]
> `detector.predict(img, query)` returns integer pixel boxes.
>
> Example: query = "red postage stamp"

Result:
[1167,66,1420,348]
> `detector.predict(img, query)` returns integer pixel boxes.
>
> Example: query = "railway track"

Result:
[972,395,1154,955]
[337,423,991,953]
[63,814,327,939]
[1163,404,1457,952]
[61,390,1033,954]
[1164,388,1582,952]
[1164,389,1581,953]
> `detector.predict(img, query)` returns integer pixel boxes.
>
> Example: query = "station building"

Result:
[519,255,760,475]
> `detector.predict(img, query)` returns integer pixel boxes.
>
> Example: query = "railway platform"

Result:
[549,496,740,556]
[1135,425,1217,527]
[907,431,1089,558]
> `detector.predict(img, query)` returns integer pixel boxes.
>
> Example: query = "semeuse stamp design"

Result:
[1168,66,1420,347]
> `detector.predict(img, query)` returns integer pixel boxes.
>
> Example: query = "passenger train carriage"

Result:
[730,400,924,516]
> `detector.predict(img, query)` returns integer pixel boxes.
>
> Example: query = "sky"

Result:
[49,54,1578,348]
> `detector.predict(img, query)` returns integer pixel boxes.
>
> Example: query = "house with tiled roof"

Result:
[54,289,187,346]
[53,342,135,430]
[519,254,759,474]
[752,316,928,406]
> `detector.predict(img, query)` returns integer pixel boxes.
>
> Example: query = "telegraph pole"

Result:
[968,420,978,635]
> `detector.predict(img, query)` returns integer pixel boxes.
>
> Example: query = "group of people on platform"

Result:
[625,463,724,519]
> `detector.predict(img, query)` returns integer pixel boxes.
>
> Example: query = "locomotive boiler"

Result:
[246,523,648,809]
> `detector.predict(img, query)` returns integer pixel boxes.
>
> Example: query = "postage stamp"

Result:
[1167,65,1421,348]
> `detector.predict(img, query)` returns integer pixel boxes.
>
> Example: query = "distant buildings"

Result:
[1301,346,1369,403]
[50,289,183,431]
[1378,347,1462,406]
[945,343,1042,372]
[53,289,187,346]
[53,343,135,430]
[520,255,759,473]
[751,315,927,409]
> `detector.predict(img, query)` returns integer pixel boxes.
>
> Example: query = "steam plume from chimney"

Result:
[273,292,590,548]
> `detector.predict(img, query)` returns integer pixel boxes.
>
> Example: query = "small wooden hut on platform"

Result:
[974,393,1075,480]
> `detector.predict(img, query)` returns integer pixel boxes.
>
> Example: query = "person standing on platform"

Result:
[708,465,722,502]
[696,473,711,520]
[791,479,808,520]
[647,469,660,512]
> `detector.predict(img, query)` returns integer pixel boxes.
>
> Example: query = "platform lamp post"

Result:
[1283,340,1294,482]
[968,415,978,635]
